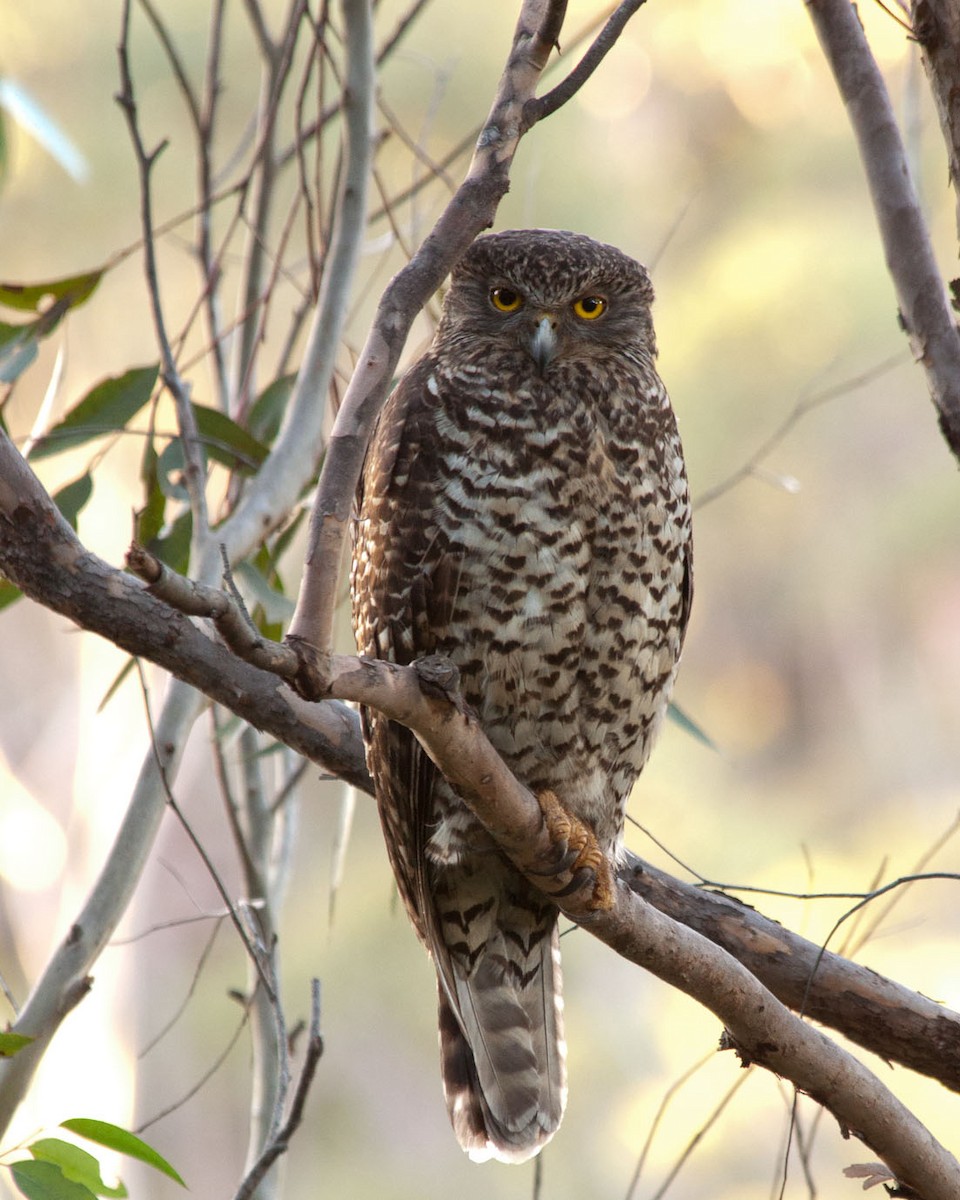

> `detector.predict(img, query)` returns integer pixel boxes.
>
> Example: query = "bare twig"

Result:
[197,0,231,411]
[117,0,210,548]
[524,0,647,124]
[233,979,325,1200]
[807,0,960,461]
[694,352,908,508]
[232,0,310,417]
[203,0,376,579]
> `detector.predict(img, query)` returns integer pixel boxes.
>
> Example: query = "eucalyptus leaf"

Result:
[0,579,22,611]
[0,1031,33,1057]
[53,474,93,531]
[248,374,295,445]
[234,560,295,624]
[9,1159,98,1200]
[29,1139,126,1198]
[28,365,159,461]
[0,269,101,315]
[667,701,718,753]
[191,402,268,472]
[60,1120,184,1188]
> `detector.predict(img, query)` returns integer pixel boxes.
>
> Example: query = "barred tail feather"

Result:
[437,920,566,1164]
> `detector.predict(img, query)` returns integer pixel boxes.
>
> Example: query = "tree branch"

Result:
[4,429,960,1190]
[0,432,368,792]
[523,0,646,125]
[807,0,960,463]
[200,0,376,583]
[912,0,960,244]
[283,0,569,687]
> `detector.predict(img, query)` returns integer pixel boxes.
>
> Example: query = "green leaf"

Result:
[52,474,93,531]
[667,701,719,753]
[234,560,294,625]
[0,1031,33,1057]
[59,1121,184,1188]
[191,403,268,472]
[9,1159,98,1200]
[0,270,102,315]
[29,1139,126,1198]
[0,578,22,611]
[248,374,295,445]
[135,441,166,545]
[0,319,39,383]
[28,365,159,461]
[155,439,189,501]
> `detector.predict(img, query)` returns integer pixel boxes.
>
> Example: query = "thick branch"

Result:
[316,654,960,1199]
[0,432,368,791]
[5,437,960,1112]
[807,0,960,463]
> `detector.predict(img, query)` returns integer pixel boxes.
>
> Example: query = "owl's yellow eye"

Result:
[490,287,523,313]
[572,295,607,320]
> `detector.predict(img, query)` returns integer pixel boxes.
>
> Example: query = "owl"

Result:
[350,228,692,1163]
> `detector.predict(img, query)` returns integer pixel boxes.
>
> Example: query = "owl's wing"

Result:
[351,358,566,1163]
[351,357,459,942]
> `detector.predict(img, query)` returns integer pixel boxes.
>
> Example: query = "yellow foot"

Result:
[535,790,616,911]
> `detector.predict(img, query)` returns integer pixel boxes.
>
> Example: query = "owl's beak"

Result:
[529,315,558,373]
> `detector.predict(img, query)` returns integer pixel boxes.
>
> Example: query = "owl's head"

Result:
[436,229,657,375]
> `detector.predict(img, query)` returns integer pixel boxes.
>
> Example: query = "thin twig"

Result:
[116,0,211,546]
[694,352,908,509]
[233,979,325,1200]
[525,0,647,125]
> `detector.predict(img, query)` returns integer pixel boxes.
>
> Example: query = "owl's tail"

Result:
[434,879,566,1164]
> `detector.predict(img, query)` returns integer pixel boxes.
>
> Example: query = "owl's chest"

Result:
[431,402,676,678]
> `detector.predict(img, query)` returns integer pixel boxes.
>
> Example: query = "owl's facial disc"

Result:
[529,315,558,373]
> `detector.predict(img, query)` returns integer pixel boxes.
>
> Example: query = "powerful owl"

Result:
[351,228,692,1163]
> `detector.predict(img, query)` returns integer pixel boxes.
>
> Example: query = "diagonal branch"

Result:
[523,0,647,125]
[3,433,960,1192]
[807,0,960,462]
[283,0,570,689]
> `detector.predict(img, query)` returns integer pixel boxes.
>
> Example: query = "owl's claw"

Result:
[535,789,616,911]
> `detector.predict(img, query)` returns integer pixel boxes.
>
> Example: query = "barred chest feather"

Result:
[419,359,690,859]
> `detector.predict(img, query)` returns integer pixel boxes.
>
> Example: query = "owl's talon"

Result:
[536,789,615,912]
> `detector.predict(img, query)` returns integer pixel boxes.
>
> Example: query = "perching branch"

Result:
[806,0,960,463]
[3,431,960,1191]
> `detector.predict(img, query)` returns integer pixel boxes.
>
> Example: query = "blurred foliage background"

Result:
[1,1,958,1198]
